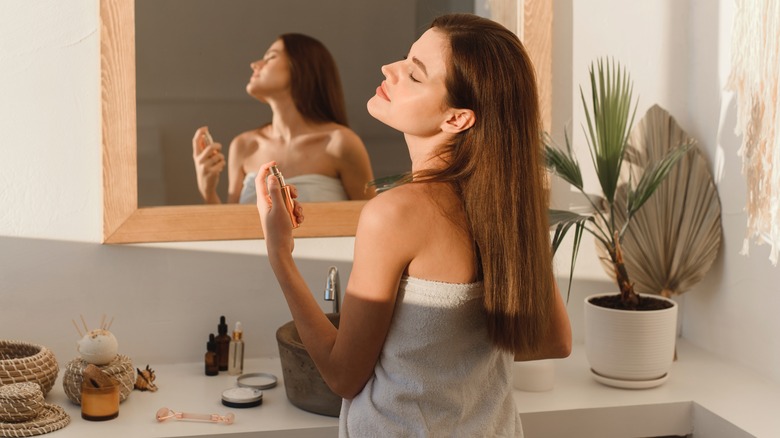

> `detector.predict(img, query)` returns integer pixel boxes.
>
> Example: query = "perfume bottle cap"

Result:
[207,334,216,352]
[269,165,286,186]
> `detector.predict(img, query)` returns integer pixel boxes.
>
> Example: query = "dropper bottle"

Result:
[205,334,218,376]
[228,321,244,376]
[215,316,230,371]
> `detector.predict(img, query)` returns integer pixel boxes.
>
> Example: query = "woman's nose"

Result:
[250,60,262,70]
[380,62,397,81]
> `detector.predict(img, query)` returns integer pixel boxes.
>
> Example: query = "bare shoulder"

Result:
[323,124,367,156]
[230,126,268,157]
[354,184,432,265]
[357,184,427,233]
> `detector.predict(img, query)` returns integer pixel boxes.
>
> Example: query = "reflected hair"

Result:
[418,14,555,354]
[279,33,349,126]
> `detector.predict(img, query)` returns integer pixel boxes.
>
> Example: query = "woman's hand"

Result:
[255,161,303,256]
[192,126,226,203]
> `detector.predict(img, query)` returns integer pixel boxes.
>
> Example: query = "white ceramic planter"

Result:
[584,293,678,388]
[513,359,555,392]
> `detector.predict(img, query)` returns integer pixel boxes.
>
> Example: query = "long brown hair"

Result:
[279,33,349,126]
[421,14,554,353]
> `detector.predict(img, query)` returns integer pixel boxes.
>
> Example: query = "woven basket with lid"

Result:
[0,382,45,423]
[0,382,70,437]
[0,341,59,397]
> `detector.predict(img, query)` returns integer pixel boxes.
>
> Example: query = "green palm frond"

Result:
[549,209,590,302]
[625,140,694,221]
[367,173,410,193]
[549,210,591,254]
[545,131,583,190]
[581,58,638,205]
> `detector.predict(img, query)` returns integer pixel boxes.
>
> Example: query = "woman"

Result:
[192,33,375,204]
[257,14,571,437]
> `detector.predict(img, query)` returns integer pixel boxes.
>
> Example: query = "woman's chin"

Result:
[366,97,385,121]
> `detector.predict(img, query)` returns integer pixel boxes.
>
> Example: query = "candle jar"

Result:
[81,381,120,421]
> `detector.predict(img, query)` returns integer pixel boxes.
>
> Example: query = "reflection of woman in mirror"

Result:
[257,14,571,436]
[192,33,375,204]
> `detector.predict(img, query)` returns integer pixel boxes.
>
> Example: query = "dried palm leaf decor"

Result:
[726,0,780,265]
[597,105,723,298]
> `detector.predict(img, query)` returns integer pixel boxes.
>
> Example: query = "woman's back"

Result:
[339,275,520,437]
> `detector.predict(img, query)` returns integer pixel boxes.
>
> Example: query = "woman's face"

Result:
[367,28,451,137]
[246,39,292,101]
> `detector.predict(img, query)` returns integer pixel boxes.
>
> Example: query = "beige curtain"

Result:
[726,0,780,265]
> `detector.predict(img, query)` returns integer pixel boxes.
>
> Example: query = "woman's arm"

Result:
[514,281,572,361]
[257,164,415,398]
[331,128,376,200]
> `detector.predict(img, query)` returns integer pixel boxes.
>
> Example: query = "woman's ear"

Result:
[441,108,476,134]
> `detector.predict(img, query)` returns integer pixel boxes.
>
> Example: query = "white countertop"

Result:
[41,339,780,437]
[514,339,780,437]
[45,358,338,438]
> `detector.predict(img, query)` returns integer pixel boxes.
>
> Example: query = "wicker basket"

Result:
[0,341,59,397]
[62,355,134,405]
[0,382,45,423]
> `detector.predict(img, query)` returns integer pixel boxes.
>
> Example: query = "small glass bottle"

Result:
[228,321,244,376]
[215,316,230,371]
[205,334,218,376]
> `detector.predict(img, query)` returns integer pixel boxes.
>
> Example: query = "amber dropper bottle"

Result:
[215,316,230,371]
[205,334,218,376]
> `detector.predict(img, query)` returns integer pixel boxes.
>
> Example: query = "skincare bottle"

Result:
[205,334,218,376]
[228,321,244,376]
[269,165,299,228]
[215,316,230,371]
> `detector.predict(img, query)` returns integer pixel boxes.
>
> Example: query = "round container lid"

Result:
[237,372,278,390]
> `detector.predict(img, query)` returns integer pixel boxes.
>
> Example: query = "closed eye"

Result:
[402,55,421,83]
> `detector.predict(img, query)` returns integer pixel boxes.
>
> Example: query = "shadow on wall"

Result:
[0,236,348,366]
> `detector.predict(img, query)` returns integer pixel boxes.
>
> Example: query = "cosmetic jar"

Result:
[81,381,119,421]
[221,387,263,408]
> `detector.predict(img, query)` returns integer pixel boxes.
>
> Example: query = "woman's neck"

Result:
[266,97,315,143]
[405,132,454,173]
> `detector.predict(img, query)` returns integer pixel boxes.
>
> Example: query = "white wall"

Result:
[2,0,780,386]
[552,0,780,384]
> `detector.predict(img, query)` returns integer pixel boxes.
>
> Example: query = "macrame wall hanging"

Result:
[726,0,780,265]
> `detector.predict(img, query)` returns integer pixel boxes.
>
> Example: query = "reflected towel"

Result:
[240,172,349,204]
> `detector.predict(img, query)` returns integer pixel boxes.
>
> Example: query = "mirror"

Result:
[134,0,427,207]
[101,0,551,243]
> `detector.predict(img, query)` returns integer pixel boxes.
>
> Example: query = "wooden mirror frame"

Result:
[101,0,551,244]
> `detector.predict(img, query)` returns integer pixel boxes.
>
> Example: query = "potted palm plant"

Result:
[546,58,692,388]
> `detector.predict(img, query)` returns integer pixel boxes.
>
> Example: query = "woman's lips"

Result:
[376,82,390,101]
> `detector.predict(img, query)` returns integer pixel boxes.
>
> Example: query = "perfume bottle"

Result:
[215,316,230,371]
[269,165,299,228]
[228,321,244,376]
[205,334,218,376]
